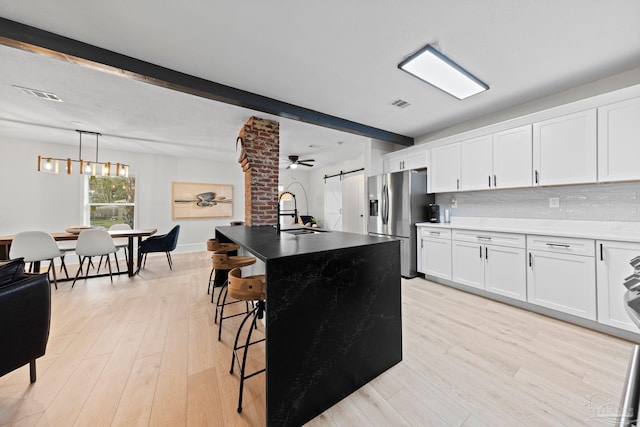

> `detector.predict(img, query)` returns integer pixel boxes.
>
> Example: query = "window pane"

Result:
[88,176,136,204]
[90,205,135,229]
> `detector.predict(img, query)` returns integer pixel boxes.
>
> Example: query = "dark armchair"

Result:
[0,258,51,383]
[138,225,180,271]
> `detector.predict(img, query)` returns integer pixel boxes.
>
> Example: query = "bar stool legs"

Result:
[229,299,265,413]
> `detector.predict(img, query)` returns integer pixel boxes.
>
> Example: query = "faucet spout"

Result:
[277,191,298,235]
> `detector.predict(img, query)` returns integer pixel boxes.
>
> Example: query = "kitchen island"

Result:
[215,225,401,427]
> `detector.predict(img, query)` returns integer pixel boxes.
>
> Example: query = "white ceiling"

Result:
[0,1,639,167]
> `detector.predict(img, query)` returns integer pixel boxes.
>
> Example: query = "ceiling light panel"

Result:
[13,85,63,102]
[398,45,488,100]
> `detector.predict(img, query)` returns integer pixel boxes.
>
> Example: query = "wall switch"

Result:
[549,197,560,208]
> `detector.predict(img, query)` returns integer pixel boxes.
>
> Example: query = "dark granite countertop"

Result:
[215,225,396,261]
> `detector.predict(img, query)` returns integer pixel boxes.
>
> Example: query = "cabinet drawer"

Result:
[419,227,451,239]
[452,229,525,248]
[526,234,595,257]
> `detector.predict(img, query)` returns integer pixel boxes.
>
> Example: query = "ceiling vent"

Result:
[13,85,63,102]
[391,98,411,108]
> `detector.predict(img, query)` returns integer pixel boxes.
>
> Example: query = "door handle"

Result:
[529,253,532,267]
[600,243,603,261]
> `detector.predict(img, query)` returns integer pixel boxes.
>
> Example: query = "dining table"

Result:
[0,228,157,278]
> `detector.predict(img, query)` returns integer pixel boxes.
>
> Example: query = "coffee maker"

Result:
[427,204,440,223]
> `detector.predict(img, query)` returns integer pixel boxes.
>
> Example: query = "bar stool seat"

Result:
[212,250,257,340]
[206,239,240,294]
[227,267,266,413]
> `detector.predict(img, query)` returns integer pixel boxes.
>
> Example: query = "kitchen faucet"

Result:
[276,191,298,234]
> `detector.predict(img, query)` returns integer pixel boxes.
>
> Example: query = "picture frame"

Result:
[171,181,233,219]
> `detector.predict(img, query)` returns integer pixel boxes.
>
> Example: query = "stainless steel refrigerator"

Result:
[368,170,434,278]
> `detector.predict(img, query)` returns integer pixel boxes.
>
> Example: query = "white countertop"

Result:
[416,217,640,243]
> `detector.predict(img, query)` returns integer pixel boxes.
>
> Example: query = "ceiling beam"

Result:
[0,16,414,146]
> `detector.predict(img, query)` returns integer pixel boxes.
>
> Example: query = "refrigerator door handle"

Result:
[382,184,389,225]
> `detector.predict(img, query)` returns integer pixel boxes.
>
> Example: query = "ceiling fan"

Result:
[286,155,315,169]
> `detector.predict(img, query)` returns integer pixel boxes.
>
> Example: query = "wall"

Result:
[437,182,640,222]
[0,137,245,253]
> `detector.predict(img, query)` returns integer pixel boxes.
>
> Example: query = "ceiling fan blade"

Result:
[298,162,314,167]
[298,159,315,163]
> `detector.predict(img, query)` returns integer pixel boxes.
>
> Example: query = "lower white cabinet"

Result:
[527,235,596,320]
[596,240,639,332]
[452,230,527,300]
[417,227,451,280]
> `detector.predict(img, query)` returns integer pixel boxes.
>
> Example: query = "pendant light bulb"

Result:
[44,159,53,170]
[84,161,92,174]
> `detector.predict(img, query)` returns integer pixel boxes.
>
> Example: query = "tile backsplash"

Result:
[436,182,640,222]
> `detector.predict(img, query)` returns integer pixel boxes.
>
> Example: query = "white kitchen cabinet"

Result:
[532,109,597,186]
[598,97,640,183]
[431,143,460,193]
[417,226,451,280]
[460,135,493,191]
[452,229,526,300]
[596,240,639,332]
[383,148,429,174]
[527,235,596,320]
[492,125,533,189]
[459,126,532,191]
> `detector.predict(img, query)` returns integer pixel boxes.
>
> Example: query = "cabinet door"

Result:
[421,237,452,280]
[598,97,640,183]
[403,149,429,171]
[492,125,532,189]
[596,240,639,332]
[383,154,404,174]
[527,250,596,320]
[532,109,597,186]
[431,143,460,193]
[452,241,484,289]
[460,135,493,191]
[485,245,526,301]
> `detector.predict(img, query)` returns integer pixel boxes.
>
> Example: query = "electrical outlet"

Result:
[549,197,560,208]
[451,197,457,208]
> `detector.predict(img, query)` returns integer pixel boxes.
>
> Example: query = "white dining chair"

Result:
[9,231,63,289]
[104,223,131,272]
[57,240,77,279]
[72,229,118,287]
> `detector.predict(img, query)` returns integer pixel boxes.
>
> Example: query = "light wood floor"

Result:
[0,251,634,426]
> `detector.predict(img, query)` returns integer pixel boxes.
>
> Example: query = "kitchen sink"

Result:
[283,228,327,235]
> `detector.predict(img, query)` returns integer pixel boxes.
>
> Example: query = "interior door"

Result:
[324,178,343,231]
[342,174,365,234]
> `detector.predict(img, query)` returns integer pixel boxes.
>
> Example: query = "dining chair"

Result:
[57,240,76,279]
[97,223,131,273]
[138,225,180,271]
[72,229,118,287]
[9,231,63,290]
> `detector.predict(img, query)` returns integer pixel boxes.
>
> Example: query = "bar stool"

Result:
[206,238,239,295]
[227,267,266,413]
[212,249,256,340]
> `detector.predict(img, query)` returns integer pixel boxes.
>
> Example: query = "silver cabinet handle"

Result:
[493,175,497,187]
[479,246,482,259]
[535,170,539,184]
[477,236,492,241]
[430,231,441,236]
[488,175,491,188]
[456,178,460,190]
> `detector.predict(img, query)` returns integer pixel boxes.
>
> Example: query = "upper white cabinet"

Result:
[492,125,533,189]
[533,109,597,186]
[596,240,639,332]
[460,135,493,191]
[431,143,460,193]
[383,148,429,174]
[598,97,640,183]
[459,126,533,191]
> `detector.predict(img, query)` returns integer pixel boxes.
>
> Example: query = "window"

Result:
[85,176,136,228]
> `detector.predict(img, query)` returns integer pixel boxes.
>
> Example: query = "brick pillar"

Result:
[237,116,279,226]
